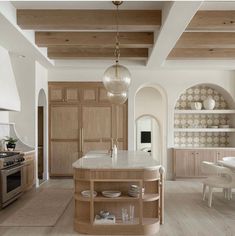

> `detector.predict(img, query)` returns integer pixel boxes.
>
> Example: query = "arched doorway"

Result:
[37,89,47,185]
[134,86,167,166]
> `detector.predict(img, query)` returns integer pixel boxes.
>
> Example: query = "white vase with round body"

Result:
[203,97,215,110]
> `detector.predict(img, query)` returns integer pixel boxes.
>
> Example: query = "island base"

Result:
[73,168,164,235]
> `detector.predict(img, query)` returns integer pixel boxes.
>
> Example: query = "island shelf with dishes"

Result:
[73,167,164,235]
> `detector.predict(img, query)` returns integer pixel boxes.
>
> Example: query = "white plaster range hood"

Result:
[0,46,20,111]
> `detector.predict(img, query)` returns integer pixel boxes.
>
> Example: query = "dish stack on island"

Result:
[73,150,164,235]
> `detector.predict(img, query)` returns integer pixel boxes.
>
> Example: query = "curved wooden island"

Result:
[73,151,164,235]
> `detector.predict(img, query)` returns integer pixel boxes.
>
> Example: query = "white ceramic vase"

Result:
[190,102,202,110]
[203,97,215,110]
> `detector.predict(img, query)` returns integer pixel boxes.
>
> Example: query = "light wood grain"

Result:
[35,32,154,48]
[168,48,235,60]
[17,10,161,31]
[74,168,163,235]
[47,47,148,59]
[187,11,235,31]
[175,32,235,49]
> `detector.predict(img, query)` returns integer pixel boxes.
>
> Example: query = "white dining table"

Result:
[218,160,235,171]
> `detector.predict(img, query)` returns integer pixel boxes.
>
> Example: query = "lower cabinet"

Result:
[173,148,235,179]
[22,153,35,191]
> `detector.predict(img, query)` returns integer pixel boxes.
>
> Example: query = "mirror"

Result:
[136,115,161,163]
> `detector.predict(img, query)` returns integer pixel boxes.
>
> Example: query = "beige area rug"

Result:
[0,188,73,227]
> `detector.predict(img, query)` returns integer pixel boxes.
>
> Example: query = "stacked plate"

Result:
[128,185,144,198]
[102,191,121,198]
[81,190,97,198]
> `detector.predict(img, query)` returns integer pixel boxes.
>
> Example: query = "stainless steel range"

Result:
[0,152,25,208]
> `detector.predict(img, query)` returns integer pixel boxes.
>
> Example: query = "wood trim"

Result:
[35,32,154,48]
[17,10,161,31]
[187,11,235,31]
[168,48,235,60]
[175,32,235,49]
[47,47,148,59]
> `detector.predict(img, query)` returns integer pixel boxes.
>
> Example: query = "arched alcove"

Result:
[174,84,235,148]
[134,85,167,166]
[37,89,48,185]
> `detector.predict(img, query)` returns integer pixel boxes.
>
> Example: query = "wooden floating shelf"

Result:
[174,128,235,132]
[174,110,235,114]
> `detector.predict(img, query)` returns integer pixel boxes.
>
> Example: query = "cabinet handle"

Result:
[81,128,84,154]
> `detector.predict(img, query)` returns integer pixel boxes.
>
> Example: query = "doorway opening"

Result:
[37,89,47,185]
[38,106,44,184]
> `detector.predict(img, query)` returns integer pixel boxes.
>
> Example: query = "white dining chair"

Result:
[201,161,235,207]
[222,157,235,162]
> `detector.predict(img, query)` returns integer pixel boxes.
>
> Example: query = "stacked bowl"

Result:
[128,185,144,198]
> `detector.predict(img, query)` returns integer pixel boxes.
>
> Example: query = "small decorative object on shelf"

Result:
[190,102,202,110]
[94,211,116,224]
[4,136,18,151]
[128,185,144,197]
[203,97,215,110]
[102,190,121,198]
[81,190,97,198]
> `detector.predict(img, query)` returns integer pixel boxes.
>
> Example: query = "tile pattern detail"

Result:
[174,85,230,147]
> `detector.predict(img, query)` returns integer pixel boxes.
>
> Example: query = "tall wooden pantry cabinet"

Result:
[49,82,128,177]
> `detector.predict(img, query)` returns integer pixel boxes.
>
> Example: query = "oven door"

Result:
[1,165,24,204]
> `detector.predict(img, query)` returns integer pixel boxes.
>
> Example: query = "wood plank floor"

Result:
[0,179,234,236]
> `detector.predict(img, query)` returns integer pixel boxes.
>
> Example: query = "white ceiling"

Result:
[11,1,164,10]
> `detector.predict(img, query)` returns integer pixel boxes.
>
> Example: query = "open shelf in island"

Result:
[73,165,164,235]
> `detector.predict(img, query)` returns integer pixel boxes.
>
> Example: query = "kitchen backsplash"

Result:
[174,85,230,147]
[175,85,228,110]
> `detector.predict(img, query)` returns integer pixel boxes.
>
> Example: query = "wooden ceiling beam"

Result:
[17,10,161,31]
[48,47,148,60]
[168,48,235,60]
[175,32,235,48]
[187,11,235,31]
[35,32,154,48]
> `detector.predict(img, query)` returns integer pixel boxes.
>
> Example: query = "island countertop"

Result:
[72,150,161,170]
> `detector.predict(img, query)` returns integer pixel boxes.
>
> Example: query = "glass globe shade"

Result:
[107,91,128,105]
[103,64,131,94]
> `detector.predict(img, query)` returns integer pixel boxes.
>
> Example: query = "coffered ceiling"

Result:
[4,1,235,69]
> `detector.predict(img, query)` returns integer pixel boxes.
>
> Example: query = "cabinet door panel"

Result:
[51,106,79,139]
[83,106,112,139]
[66,88,79,102]
[83,141,111,154]
[50,87,64,102]
[83,88,97,102]
[195,150,216,176]
[174,150,195,178]
[51,141,79,176]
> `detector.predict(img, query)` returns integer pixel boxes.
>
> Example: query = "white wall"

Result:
[49,68,235,179]
[0,46,20,112]
[35,61,49,182]
[9,54,35,146]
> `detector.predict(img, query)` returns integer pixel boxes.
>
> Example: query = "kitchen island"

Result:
[73,150,164,235]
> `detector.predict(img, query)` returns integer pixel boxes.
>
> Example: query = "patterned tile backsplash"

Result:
[174,85,231,147]
[175,85,228,110]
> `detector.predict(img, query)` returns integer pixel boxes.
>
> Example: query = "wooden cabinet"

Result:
[74,167,164,235]
[23,152,35,191]
[49,86,80,103]
[49,82,128,177]
[173,148,235,179]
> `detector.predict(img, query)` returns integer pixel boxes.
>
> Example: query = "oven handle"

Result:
[1,164,27,174]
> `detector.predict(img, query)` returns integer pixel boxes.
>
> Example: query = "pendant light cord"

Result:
[115,3,120,64]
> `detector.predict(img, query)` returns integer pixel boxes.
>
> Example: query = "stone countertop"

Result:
[73,150,161,170]
[173,147,235,150]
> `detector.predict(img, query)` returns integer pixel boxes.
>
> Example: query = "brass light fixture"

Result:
[102,1,131,104]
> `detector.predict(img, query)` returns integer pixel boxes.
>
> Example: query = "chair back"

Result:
[201,161,231,175]
[222,157,235,162]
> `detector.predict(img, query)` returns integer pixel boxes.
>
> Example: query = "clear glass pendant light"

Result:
[102,1,131,104]
[107,91,128,105]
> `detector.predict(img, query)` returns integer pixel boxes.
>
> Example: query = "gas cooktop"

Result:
[0,152,20,158]
[0,152,25,169]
